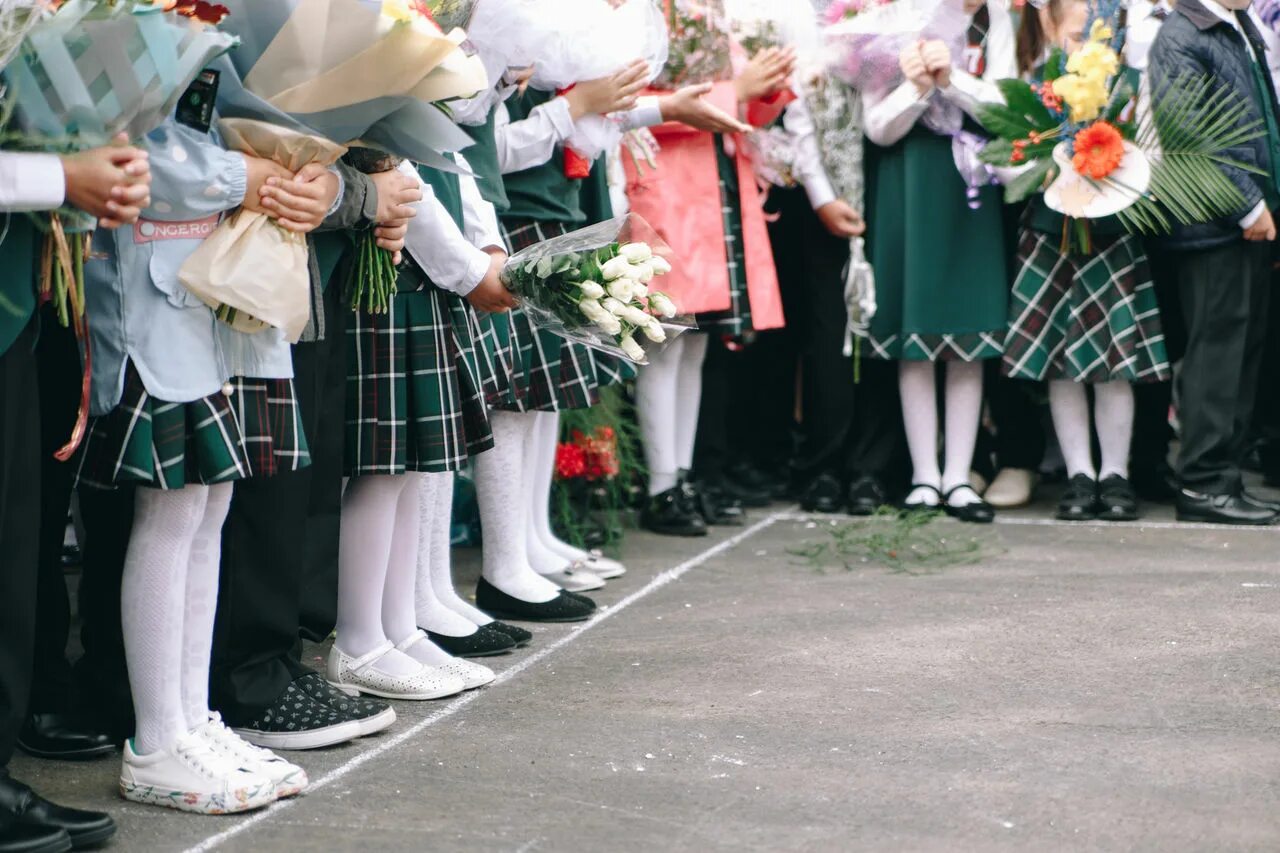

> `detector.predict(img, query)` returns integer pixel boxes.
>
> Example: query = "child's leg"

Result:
[941,360,986,504]
[1095,380,1135,480]
[335,474,419,677]
[523,410,578,574]
[1049,379,1097,479]
[424,471,495,626]
[412,472,483,636]
[122,485,209,754]
[899,360,941,503]
[180,482,233,732]
[636,337,681,496]
[675,333,709,476]
[475,411,561,603]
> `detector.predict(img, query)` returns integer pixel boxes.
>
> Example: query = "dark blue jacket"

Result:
[1149,0,1277,250]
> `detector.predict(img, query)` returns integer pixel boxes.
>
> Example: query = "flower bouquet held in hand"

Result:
[976,14,1265,252]
[500,214,695,364]
[652,0,734,90]
[0,0,236,458]
[342,147,403,315]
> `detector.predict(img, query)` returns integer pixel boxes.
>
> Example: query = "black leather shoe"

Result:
[0,820,70,853]
[847,475,888,516]
[640,486,708,537]
[17,715,115,761]
[1057,474,1100,521]
[714,469,773,508]
[685,479,745,526]
[487,621,533,647]
[800,474,843,513]
[1241,490,1280,513]
[1176,489,1278,526]
[943,485,995,524]
[426,625,517,657]
[1097,475,1139,521]
[475,578,596,622]
[726,461,785,499]
[0,777,115,851]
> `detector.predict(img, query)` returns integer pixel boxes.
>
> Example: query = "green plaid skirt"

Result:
[697,134,753,336]
[1003,230,1170,383]
[475,309,526,410]
[345,281,495,476]
[497,218,601,412]
[76,364,308,490]
[591,352,637,387]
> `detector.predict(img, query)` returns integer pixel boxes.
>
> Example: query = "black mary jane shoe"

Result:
[0,777,115,851]
[900,484,942,513]
[943,485,995,524]
[1096,474,1139,521]
[847,475,889,517]
[475,578,596,623]
[487,621,533,648]
[1057,474,1101,521]
[800,474,843,514]
[640,486,708,537]
[684,479,745,526]
[426,625,517,657]
[17,714,115,762]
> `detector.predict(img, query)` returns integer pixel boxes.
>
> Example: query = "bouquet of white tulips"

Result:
[501,215,695,364]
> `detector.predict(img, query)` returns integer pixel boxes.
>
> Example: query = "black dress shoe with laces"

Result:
[17,715,114,761]
[487,621,533,647]
[1097,474,1139,521]
[0,776,114,851]
[847,475,888,516]
[1176,489,1278,525]
[640,486,708,537]
[800,474,843,513]
[476,578,596,622]
[427,625,517,657]
[1057,474,1100,521]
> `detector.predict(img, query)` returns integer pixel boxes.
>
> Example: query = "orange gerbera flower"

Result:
[1072,121,1125,180]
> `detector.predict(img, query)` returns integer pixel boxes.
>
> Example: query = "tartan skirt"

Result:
[345,283,496,476]
[497,218,601,412]
[76,363,308,491]
[1002,230,1171,384]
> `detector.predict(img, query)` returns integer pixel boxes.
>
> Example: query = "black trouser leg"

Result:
[1176,242,1271,494]
[0,321,41,767]
[30,315,80,715]
[693,332,732,481]
[986,370,1045,473]
[845,355,907,489]
[729,328,793,470]
[1132,243,1181,478]
[299,283,348,644]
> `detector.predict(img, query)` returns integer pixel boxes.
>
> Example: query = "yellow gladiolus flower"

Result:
[1066,41,1120,83]
[1052,73,1109,123]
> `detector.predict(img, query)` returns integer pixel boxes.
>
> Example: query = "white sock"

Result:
[335,475,420,678]
[122,486,208,755]
[941,360,985,505]
[531,411,595,564]
[180,482,232,731]
[475,411,560,603]
[637,336,683,496]
[675,333,708,473]
[425,472,496,627]
[1049,379,1097,479]
[413,473,482,637]
[523,411,575,575]
[1094,380,1134,480]
[900,360,941,502]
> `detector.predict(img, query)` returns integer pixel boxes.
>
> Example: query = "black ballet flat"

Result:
[900,483,942,513]
[475,578,596,623]
[943,485,995,524]
[487,621,534,648]
[426,625,517,658]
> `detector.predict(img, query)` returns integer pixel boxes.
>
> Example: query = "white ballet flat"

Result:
[580,551,626,579]
[395,631,495,690]
[539,565,606,592]
[327,641,466,701]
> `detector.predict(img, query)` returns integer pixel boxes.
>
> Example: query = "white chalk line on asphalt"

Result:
[776,510,1280,533]
[184,511,786,853]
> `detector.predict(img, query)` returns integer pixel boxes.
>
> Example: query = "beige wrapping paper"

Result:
[178,118,348,342]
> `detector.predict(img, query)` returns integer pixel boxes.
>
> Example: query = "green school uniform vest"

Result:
[579,157,614,225]
[501,89,587,225]
[398,164,466,292]
[464,109,511,214]
[0,215,39,356]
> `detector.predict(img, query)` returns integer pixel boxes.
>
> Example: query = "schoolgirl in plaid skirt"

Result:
[73,117,311,814]
[1002,1,1170,522]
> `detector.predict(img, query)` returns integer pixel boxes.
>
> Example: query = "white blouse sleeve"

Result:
[782,97,837,210]
[863,81,933,147]
[0,152,65,212]
[401,162,490,298]
[455,153,504,253]
[494,98,576,175]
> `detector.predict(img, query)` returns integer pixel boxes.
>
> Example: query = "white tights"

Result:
[899,360,985,506]
[1048,379,1133,480]
[636,333,709,496]
[122,482,232,755]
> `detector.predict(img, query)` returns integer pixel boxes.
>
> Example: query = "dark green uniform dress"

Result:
[344,166,496,475]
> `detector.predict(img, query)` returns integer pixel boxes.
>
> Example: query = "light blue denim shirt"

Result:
[86,117,298,415]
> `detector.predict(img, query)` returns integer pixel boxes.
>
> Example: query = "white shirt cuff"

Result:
[803,173,838,211]
[622,97,664,131]
[0,152,66,212]
[456,247,490,297]
[1240,200,1267,229]
[543,96,577,143]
